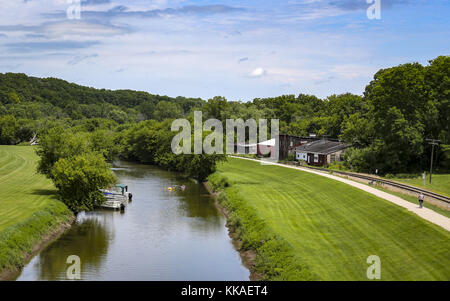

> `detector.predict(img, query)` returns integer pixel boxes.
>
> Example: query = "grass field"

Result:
[0,145,72,276]
[213,158,450,280]
[389,174,450,197]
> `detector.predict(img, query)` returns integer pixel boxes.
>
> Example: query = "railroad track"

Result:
[299,165,450,204]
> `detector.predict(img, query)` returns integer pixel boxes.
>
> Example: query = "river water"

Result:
[15,161,249,281]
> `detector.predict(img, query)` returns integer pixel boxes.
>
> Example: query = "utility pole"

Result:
[426,139,441,184]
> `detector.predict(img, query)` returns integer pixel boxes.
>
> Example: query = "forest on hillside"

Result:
[0,55,449,175]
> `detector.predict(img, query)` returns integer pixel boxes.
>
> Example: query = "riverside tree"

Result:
[36,127,90,178]
[51,153,117,212]
[36,127,117,212]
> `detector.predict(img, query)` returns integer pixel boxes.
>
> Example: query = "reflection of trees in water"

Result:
[111,161,176,179]
[114,161,223,227]
[175,183,223,232]
[37,214,112,280]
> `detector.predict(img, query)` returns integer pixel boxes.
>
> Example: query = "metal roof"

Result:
[294,140,350,155]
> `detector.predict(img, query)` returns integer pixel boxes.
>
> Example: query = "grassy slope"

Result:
[390,174,450,197]
[0,146,73,275]
[215,158,450,280]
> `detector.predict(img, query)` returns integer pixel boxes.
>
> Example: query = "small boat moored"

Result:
[99,184,132,211]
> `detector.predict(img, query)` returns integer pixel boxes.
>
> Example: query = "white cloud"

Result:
[42,21,127,38]
[249,67,266,77]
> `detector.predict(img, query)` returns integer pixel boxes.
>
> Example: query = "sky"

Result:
[0,0,449,101]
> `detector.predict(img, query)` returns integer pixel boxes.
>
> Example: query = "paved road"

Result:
[232,156,450,232]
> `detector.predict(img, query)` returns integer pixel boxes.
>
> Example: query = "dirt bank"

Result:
[203,182,263,281]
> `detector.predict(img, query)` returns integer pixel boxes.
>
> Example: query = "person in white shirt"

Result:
[418,192,424,208]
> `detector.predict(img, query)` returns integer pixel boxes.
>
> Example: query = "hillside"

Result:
[0,72,204,121]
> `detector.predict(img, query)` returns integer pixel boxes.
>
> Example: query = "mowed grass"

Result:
[390,174,450,197]
[0,146,72,275]
[0,146,62,231]
[216,158,450,280]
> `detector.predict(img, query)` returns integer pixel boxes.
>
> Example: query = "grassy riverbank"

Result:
[209,157,450,281]
[0,146,73,280]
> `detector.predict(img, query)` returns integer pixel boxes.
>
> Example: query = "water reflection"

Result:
[16,162,249,281]
[40,212,112,280]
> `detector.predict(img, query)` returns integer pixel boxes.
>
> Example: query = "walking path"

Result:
[231,156,450,232]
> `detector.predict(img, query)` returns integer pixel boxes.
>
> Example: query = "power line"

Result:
[426,138,441,184]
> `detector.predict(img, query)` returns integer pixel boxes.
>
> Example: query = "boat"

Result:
[99,184,133,211]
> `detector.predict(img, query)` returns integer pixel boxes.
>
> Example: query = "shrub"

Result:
[51,153,117,212]
[207,173,229,190]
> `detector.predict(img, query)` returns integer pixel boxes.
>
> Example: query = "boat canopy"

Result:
[115,184,128,193]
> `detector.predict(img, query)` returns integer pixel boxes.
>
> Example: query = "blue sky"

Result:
[0,0,449,101]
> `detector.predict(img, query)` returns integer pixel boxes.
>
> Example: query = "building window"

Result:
[330,154,336,162]
[314,154,318,163]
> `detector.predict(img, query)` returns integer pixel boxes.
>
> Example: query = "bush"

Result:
[327,161,347,171]
[343,147,373,172]
[51,153,117,212]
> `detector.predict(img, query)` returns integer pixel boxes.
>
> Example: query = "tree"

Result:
[0,115,17,144]
[362,63,429,172]
[202,96,229,121]
[51,153,117,212]
[323,93,365,137]
[425,56,450,144]
[89,130,119,161]
[179,154,226,182]
[36,128,90,177]
[340,113,374,146]
[153,101,183,121]
[107,109,128,124]
[7,91,20,104]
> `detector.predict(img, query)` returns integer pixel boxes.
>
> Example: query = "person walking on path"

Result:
[418,192,424,208]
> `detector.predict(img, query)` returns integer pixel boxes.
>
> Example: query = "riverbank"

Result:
[203,182,262,281]
[207,157,450,280]
[205,175,317,281]
[0,209,74,280]
[0,146,74,280]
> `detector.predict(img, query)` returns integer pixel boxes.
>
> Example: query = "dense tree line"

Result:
[1,55,449,176]
[117,120,225,181]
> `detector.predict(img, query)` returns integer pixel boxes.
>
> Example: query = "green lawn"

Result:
[389,174,450,197]
[0,146,63,231]
[215,158,450,280]
[0,146,72,276]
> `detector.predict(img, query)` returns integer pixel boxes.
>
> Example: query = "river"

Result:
[15,161,249,281]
